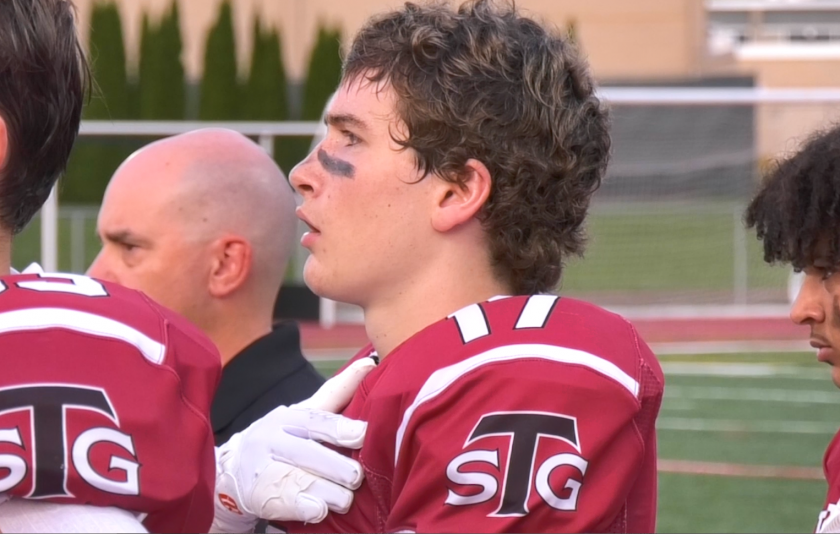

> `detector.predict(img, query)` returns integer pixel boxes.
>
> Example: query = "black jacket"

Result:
[211,321,325,445]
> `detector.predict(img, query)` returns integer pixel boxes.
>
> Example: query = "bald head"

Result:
[162,129,294,278]
[89,128,298,344]
[111,128,296,290]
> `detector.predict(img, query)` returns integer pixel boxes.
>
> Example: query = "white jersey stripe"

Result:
[0,307,166,365]
[448,304,490,343]
[394,343,639,464]
[515,295,559,329]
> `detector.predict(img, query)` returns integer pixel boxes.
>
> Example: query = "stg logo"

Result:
[0,384,140,498]
[445,411,588,516]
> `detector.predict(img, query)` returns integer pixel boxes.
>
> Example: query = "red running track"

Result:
[298,316,809,351]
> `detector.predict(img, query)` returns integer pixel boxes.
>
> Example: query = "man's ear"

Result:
[208,235,252,298]
[431,158,492,233]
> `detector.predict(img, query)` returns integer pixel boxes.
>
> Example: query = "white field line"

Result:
[661,399,698,411]
[657,459,824,480]
[607,304,792,319]
[651,340,811,354]
[658,417,838,434]
[661,362,825,379]
[306,341,812,363]
[665,385,840,404]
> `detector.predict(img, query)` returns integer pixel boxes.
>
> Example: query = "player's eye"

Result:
[343,130,361,146]
[814,262,838,281]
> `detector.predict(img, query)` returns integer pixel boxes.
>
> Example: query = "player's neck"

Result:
[363,266,511,359]
[0,232,11,275]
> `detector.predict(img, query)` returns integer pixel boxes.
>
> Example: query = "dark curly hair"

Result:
[343,0,611,294]
[0,0,88,234]
[745,123,840,271]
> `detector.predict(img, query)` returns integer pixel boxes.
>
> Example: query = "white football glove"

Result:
[818,502,840,534]
[210,357,376,533]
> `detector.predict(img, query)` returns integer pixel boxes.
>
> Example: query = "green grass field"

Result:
[656,351,833,533]
[14,203,791,304]
[562,205,789,293]
[312,350,837,533]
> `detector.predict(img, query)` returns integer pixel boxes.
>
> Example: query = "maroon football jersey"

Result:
[282,295,664,533]
[0,272,220,533]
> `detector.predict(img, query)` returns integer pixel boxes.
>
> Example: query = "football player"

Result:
[0,1,370,532]
[0,262,223,533]
[745,123,840,534]
[282,0,665,532]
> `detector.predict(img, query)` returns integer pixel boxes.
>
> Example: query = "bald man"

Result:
[88,128,325,445]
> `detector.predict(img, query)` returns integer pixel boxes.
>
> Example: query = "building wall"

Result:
[537,0,708,81]
[70,0,709,81]
[68,0,840,160]
[707,4,840,156]
[740,57,840,160]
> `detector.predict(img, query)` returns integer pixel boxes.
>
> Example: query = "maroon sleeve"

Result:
[140,298,221,533]
[385,354,658,534]
[0,273,221,533]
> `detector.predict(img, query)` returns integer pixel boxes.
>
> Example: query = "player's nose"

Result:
[790,273,826,325]
[289,149,321,199]
[86,251,116,283]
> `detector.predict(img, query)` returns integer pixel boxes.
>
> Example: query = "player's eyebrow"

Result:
[318,148,355,178]
[101,229,149,247]
[324,112,369,133]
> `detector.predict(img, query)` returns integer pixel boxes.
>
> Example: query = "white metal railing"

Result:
[52,87,840,326]
[600,86,840,105]
[707,0,840,12]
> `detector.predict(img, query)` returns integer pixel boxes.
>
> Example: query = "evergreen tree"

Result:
[160,1,185,119]
[199,1,240,120]
[281,24,344,174]
[136,13,152,108]
[62,1,132,204]
[301,25,343,121]
[245,21,302,173]
[244,21,288,121]
[85,2,131,120]
[139,1,185,120]
[138,13,155,118]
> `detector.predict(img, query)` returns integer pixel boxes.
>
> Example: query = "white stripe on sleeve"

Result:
[394,343,639,464]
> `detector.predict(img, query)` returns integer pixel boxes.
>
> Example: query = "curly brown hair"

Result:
[745,123,840,271]
[342,0,611,294]
[0,0,88,234]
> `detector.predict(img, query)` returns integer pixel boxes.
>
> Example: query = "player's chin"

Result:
[302,260,322,289]
[303,265,360,307]
[302,260,335,300]
[831,365,840,390]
